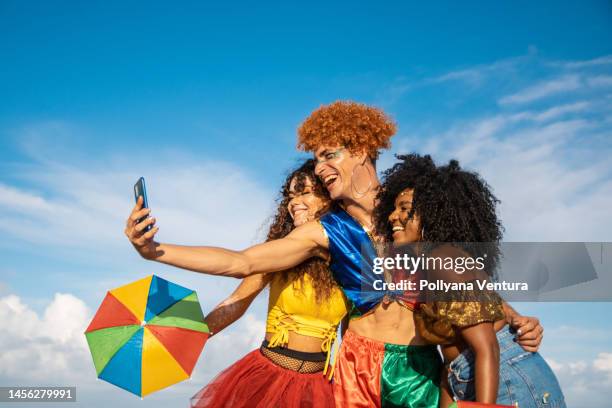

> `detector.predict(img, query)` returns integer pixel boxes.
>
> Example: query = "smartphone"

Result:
[133,177,152,232]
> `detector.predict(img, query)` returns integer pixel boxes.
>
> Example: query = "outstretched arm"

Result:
[125,197,328,278]
[205,273,271,335]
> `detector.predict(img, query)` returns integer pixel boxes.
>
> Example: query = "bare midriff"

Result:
[264,330,327,353]
[348,301,427,346]
[263,304,426,349]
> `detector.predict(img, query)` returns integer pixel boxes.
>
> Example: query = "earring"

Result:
[350,162,373,199]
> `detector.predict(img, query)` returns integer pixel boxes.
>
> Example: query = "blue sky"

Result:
[1,1,611,407]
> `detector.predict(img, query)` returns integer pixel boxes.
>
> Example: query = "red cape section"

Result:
[85,292,140,333]
[147,324,209,375]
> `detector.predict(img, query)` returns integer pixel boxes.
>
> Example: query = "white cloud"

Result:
[547,358,562,372]
[509,101,591,122]
[380,52,611,115]
[594,352,612,379]
[545,352,612,407]
[499,75,582,105]
[0,184,56,212]
[587,75,612,88]
[554,55,612,69]
[434,68,484,85]
[594,352,612,371]
[0,290,268,404]
[0,149,275,253]
[0,128,281,404]
[432,55,526,86]
[387,52,612,242]
[395,114,611,241]
[0,293,91,382]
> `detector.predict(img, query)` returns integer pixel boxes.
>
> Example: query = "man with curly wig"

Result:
[125,100,545,407]
[296,101,443,407]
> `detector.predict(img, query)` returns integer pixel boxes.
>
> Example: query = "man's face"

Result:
[314,145,366,200]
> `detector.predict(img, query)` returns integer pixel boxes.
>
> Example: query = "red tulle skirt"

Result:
[190,349,335,408]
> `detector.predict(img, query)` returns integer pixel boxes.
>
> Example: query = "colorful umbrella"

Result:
[85,275,209,397]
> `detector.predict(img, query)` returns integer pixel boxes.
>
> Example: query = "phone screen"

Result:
[133,177,152,232]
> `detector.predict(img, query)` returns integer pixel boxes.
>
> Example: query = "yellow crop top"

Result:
[266,272,349,378]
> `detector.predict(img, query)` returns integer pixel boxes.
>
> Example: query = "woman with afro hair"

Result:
[125,101,545,408]
[374,154,565,407]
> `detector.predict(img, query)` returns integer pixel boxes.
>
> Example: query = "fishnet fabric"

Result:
[260,346,326,373]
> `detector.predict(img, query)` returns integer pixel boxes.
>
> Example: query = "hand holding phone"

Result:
[133,177,152,232]
[125,177,159,260]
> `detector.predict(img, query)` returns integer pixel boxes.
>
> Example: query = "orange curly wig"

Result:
[297,101,397,160]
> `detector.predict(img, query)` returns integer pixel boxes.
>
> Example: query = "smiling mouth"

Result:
[291,204,308,214]
[392,226,404,232]
[323,174,339,189]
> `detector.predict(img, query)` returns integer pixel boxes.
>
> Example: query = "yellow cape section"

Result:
[141,327,189,396]
[109,275,153,321]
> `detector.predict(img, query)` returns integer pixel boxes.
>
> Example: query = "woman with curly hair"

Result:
[190,159,349,408]
[125,101,544,408]
[374,154,566,407]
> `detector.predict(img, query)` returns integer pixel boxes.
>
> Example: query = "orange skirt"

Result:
[190,349,334,408]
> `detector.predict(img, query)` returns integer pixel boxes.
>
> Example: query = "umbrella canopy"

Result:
[85,275,209,397]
